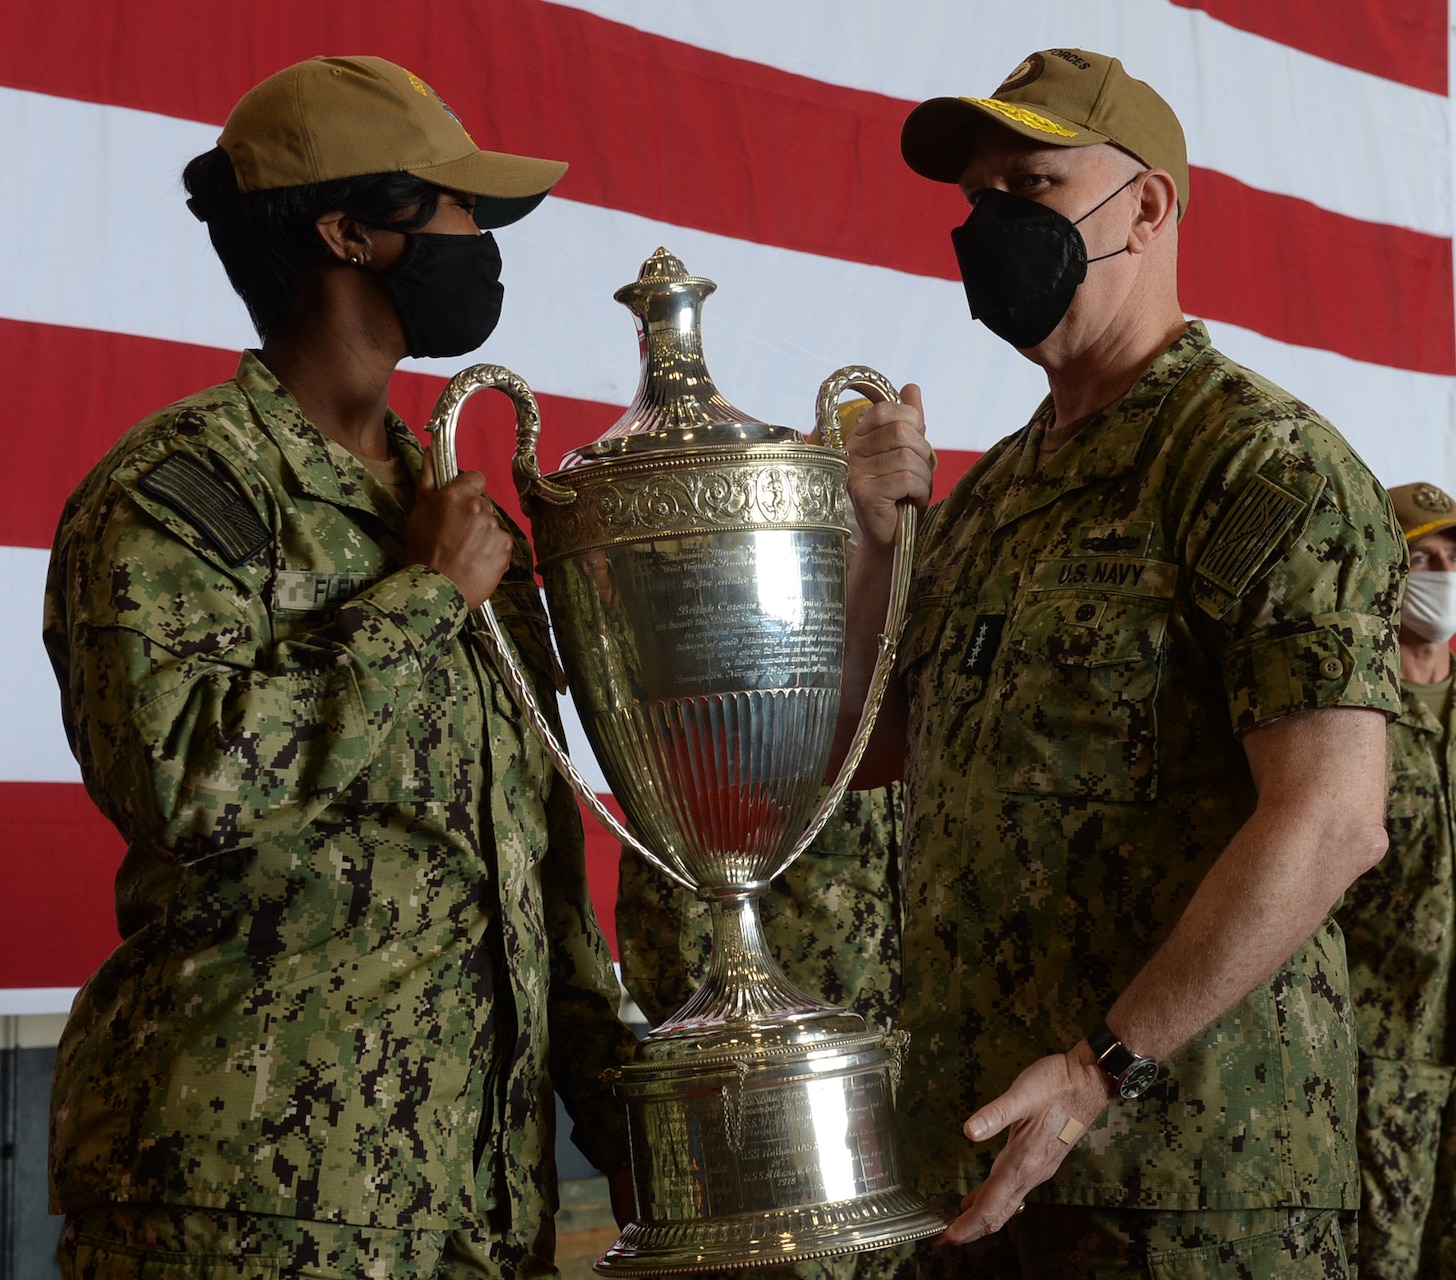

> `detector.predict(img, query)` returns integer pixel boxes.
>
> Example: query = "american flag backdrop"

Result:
[2,1,1452,1011]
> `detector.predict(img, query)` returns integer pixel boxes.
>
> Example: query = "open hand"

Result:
[940,1045,1111,1245]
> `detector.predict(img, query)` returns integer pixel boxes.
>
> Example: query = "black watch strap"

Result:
[1089,1022,1133,1073]
[1088,1022,1160,1099]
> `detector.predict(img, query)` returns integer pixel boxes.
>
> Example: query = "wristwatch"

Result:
[1088,1022,1160,1099]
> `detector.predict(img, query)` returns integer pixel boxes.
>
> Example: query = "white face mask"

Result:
[1402,570,1456,643]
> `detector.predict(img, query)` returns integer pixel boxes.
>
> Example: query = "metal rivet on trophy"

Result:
[427,248,942,1273]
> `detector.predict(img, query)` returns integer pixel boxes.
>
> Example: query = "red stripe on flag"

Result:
[1169,0,1447,95]
[0,0,1449,373]
[6,321,981,551]
[6,323,240,549]
[1181,169,1455,377]
[0,782,122,989]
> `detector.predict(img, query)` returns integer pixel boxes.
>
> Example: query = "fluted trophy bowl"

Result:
[426,249,942,1273]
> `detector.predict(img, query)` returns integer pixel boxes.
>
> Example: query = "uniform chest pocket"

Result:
[994,594,1169,802]
[897,595,951,685]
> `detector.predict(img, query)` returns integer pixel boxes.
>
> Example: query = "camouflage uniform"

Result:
[896,325,1402,1241]
[615,784,911,1280]
[1339,679,1456,1279]
[42,353,635,1262]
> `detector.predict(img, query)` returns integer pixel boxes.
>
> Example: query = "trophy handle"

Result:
[425,365,697,892]
[768,366,919,881]
[813,365,897,451]
[428,363,575,508]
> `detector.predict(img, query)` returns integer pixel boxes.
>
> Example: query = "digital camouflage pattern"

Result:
[895,323,1404,1211]
[616,783,912,1280]
[58,1201,557,1279]
[42,352,636,1235]
[1340,681,1456,1277]
[1350,1055,1456,1280]
[914,1202,1353,1280]
[1342,682,1456,1060]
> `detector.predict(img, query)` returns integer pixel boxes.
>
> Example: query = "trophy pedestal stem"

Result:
[650,882,845,1046]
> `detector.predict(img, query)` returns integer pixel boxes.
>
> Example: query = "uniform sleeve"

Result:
[541,763,638,1170]
[44,458,468,863]
[1178,409,1405,734]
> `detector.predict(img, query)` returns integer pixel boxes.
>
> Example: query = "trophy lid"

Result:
[560,248,801,468]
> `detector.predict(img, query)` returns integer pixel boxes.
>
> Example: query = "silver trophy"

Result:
[426,249,943,1273]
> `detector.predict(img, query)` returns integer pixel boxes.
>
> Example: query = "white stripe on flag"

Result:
[1196,318,1456,492]
[0,546,73,782]
[2,86,1448,474]
[0,988,79,1017]
[546,0,1453,237]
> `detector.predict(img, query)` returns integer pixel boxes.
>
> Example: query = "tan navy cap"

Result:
[218,55,568,228]
[1390,482,1456,542]
[901,48,1189,218]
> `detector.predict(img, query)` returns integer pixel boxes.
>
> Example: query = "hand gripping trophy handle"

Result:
[425,364,695,892]
[426,360,917,893]
[767,365,920,881]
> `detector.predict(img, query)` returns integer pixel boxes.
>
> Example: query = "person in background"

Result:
[1340,481,1456,1280]
[43,55,634,1279]
[837,46,1403,1278]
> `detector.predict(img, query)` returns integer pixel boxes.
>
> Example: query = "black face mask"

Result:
[950,177,1138,349]
[380,230,504,358]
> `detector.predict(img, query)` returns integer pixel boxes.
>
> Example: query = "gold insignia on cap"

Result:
[1413,484,1454,513]
[966,97,1077,138]
[405,71,429,97]
[996,53,1045,94]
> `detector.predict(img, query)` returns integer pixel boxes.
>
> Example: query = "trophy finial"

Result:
[636,246,692,284]
[612,247,717,316]
[568,249,799,463]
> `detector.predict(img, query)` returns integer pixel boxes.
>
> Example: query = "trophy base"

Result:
[596,1027,944,1276]
[595,1185,944,1275]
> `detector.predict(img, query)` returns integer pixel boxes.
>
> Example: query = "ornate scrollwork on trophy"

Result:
[534,452,849,564]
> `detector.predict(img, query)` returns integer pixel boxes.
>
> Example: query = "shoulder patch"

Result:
[1195,473,1312,595]
[137,453,270,566]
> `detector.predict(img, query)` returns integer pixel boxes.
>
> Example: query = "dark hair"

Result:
[182,147,441,340]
